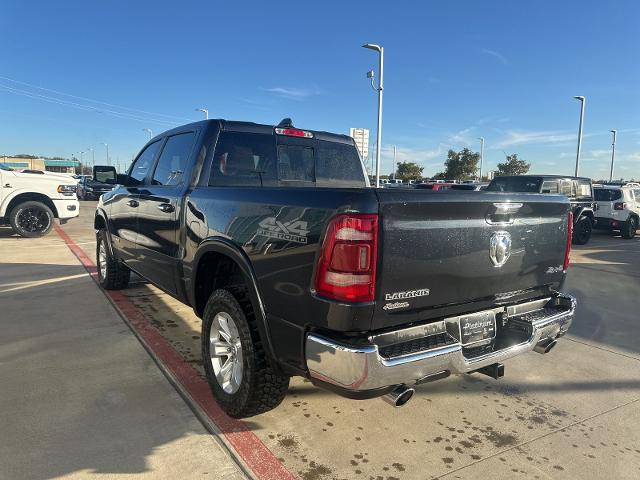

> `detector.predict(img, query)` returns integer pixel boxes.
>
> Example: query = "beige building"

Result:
[0,156,79,173]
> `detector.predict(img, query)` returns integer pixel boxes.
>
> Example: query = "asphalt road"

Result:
[11,201,640,479]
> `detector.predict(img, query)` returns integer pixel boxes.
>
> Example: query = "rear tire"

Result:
[621,216,637,239]
[96,229,130,289]
[9,201,54,238]
[202,288,289,418]
[572,216,592,245]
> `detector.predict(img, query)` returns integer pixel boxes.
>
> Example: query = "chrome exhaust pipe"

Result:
[534,338,557,354]
[382,385,415,407]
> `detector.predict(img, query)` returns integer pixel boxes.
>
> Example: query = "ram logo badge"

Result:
[257,218,309,244]
[489,231,511,267]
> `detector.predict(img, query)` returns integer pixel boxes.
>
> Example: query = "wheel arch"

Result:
[94,208,115,257]
[4,192,59,218]
[192,237,280,370]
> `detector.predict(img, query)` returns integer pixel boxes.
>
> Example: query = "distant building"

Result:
[349,128,369,160]
[0,156,79,173]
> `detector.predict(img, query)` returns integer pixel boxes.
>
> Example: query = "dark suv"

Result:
[486,175,595,245]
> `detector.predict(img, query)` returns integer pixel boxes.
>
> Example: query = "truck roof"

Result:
[154,119,356,146]
[495,174,592,182]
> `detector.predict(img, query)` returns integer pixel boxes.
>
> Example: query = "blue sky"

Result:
[1,0,639,180]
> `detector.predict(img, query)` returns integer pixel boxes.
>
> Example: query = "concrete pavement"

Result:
[3,201,640,480]
[0,225,248,480]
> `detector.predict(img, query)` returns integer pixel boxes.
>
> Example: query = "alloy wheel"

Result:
[16,207,50,233]
[209,312,243,394]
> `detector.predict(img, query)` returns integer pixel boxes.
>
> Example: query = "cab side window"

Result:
[209,132,277,187]
[541,181,559,194]
[130,140,162,185]
[152,132,196,186]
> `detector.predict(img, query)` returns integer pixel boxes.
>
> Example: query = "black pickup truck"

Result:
[95,119,576,418]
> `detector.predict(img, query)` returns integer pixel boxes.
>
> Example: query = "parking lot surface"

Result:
[0,219,247,479]
[3,201,640,479]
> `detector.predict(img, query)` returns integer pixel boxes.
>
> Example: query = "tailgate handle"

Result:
[486,202,522,225]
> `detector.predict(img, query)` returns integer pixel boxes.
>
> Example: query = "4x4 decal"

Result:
[257,217,310,244]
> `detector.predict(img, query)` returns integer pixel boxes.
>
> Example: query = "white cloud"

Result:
[589,149,610,158]
[481,48,508,65]
[495,130,576,148]
[447,127,476,145]
[263,86,321,101]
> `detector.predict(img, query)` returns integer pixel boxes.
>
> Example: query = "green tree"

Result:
[443,148,479,181]
[496,154,530,176]
[396,161,424,182]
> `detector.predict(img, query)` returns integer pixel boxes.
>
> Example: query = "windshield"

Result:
[487,177,542,193]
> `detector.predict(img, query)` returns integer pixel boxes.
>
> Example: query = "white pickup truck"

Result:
[0,165,80,237]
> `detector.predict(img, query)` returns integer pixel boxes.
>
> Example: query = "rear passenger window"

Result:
[541,181,559,194]
[130,140,162,185]
[316,141,367,187]
[278,145,314,182]
[209,132,277,187]
[152,132,196,186]
[560,180,572,196]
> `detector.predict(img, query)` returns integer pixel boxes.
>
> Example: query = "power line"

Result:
[0,83,179,127]
[0,74,194,123]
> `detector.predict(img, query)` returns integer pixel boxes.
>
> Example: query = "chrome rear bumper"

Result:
[305,294,575,392]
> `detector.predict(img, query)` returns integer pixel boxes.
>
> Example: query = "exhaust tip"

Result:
[382,385,415,408]
[534,338,558,354]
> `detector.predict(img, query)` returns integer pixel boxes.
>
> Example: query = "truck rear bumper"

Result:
[305,294,575,394]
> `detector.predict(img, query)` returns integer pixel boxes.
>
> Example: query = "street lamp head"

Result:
[610,129,617,134]
[574,95,585,101]
[366,70,375,79]
[362,43,382,52]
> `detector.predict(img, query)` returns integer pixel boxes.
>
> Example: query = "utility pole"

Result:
[609,129,617,183]
[363,43,384,188]
[574,96,586,177]
[478,137,485,180]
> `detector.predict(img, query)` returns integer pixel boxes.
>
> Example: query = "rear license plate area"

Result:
[460,311,496,346]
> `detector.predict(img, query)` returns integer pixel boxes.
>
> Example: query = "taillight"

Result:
[563,212,573,273]
[614,202,626,210]
[314,214,378,302]
[275,127,313,138]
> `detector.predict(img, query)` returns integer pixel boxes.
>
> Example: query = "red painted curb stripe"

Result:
[54,224,296,480]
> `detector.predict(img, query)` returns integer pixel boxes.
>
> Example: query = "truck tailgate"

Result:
[373,190,570,330]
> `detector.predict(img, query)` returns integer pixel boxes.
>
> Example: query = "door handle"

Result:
[157,203,175,213]
[127,199,139,208]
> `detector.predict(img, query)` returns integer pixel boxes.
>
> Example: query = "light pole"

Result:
[87,148,95,169]
[363,43,384,188]
[574,96,586,177]
[478,137,485,180]
[609,129,617,183]
[392,145,397,180]
[101,142,110,166]
[195,108,209,120]
[143,128,153,140]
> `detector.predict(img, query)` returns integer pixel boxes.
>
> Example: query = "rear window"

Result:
[486,177,542,193]
[208,131,366,188]
[594,189,622,201]
[451,184,476,190]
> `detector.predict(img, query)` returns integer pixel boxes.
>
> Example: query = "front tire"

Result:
[202,288,289,418]
[621,216,637,239]
[96,229,130,289]
[9,201,54,238]
[572,216,592,245]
